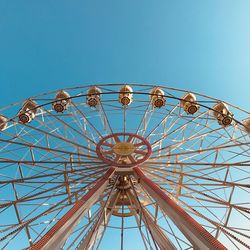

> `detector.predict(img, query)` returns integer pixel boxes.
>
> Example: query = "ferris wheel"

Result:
[0,83,249,250]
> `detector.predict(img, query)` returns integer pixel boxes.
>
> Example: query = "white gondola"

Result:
[213,102,233,126]
[242,117,250,133]
[180,93,199,114]
[52,90,71,113]
[119,85,133,106]
[150,87,166,108]
[0,115,8,131]
[18,99,38,124]
[87,87,102,108]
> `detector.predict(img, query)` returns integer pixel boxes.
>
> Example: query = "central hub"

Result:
[96,133,152,168]
[113,142,135,156]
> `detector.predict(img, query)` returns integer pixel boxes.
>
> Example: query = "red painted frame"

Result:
[134,167,227,250]
[30,167,115,250]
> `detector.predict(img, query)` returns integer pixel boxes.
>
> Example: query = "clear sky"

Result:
[0,0,250,111]
[0,1,250,249]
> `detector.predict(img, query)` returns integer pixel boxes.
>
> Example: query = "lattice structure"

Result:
[0,84,249,250]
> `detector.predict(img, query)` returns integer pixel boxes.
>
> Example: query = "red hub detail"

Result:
[96,133,152,167]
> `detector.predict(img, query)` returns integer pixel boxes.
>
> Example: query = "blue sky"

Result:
[0,0,250,111]
[0,1,250,249]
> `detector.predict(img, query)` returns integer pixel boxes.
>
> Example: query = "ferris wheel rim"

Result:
[1,83,249,115]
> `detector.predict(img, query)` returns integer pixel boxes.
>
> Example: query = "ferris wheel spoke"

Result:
[133,168,227,249]
[131,214,152,250]
[0,186,85,243]
[28,167,115,250]
[0,161,107,192]
[143,169,250,219]
[0,169,113,245]
[172,189,230,225]
[148,109,209,147]
[147,157,249,178]
[63,207,103,250]
[70,112,99,147]
[152,194,229,247]
[113,134,121,143]
[0,164,108,185]
[125,191,152,250]
[143,169,230,203]
[126,134,134,143]
[42,109,98,146]
[150,141,250,160]
[0,168,107,211]
[77,176,120,250]
[0,129,78,167]
[150,125,223,156]
[134,150,147,155]
[0,138,100,161]
[70,101,104,139]
[155,204,193,249]
[178,199,249,244]
[222,147,250,163]
[203,132,250,156]
[0,159,103,169]
[145,102,181,140]
[169,191,250,249]
[19,122,97,155]
[142,165,250,188]
[2,202,72,245]
[145,175,218,205]
[0,159,105,165]
[30,202,72,245]
[150,125,219,156]
[21,175,106,225]
[146,164,249,205]
[99,100,115,136]
[144,162,249,181]
[128,155,136,164]
[0,158,105,186]
[150,120,249,161]
[134,99,152,137]
[145,161,250,167]
[126,188,177,250]
[127,177,160,250]
[101,142,114,147]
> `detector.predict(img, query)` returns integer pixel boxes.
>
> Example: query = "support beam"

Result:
[30,168,115,250]
[141,207,177,250]
[127,190,177,250]
[133,167,227,250]
[76,210,112,250]
[76,191,120,250]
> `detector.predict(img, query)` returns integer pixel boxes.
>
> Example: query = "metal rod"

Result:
[133,167,227,250]
[29,167,115,250]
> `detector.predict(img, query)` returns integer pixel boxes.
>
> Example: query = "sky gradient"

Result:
[0,0,250,111]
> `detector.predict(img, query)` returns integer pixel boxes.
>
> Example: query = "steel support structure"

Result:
[30,168,115,250]
[76,208,112,250]
[76,190,121,250]
[127,189,177,250]
[133,167,227,250]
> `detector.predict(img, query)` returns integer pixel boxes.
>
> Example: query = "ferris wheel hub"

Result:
[96,132,152,167]
[112,142,135,156]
